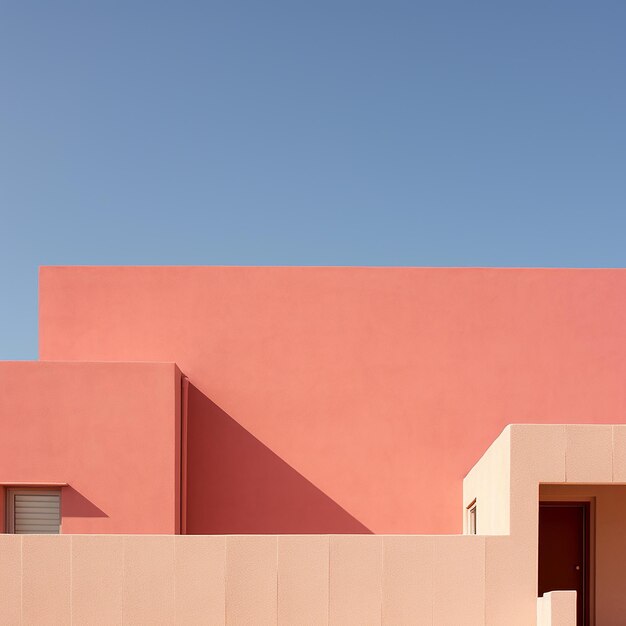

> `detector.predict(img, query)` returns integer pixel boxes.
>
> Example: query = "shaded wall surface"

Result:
[186,384,370,533]
[0,361,180,534]
[540,484,626,626]
[39,267,626,533]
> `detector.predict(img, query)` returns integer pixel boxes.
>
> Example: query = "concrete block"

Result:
[72,535,124,625]
[278,535,329,625]
[382,535,432,625]
[329,535,382,626]
[22,535,71,625]
[226,535,277,625]
[566,425,612,483]
[433,536,485,626]
[175,535,226,625]
[122,535,175,625]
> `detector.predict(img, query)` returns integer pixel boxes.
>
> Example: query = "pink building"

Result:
[1,266,625,624]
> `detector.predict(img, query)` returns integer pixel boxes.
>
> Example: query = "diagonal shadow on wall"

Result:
[62,486,108,518]
[186,383,372,534]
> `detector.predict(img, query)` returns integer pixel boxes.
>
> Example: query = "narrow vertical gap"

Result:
[483,538,487,626]
[327,536,331,626]
[223,537,227,626]
[69,536,73,626]
[179,376,183,534]
[582,505,586,624]
[179,375,189,535]
[430,539,435,625]
[380,537,384,625]
[20,535,23,625]
[172,536,176,622]
[121,537,126,625]
[275,536,279,624]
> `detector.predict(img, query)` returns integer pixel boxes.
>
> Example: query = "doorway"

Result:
[538,502,590,626]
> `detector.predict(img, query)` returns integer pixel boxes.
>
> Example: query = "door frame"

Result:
[539,499,594,626]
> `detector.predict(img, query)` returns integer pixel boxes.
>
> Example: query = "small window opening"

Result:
[5,488,61,534]
[467,500,477,535]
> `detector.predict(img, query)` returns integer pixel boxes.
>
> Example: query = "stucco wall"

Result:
[39,267,626,533]
[463,426,510,535]
[537,592,577,626]
[462,424,626,625]
[0,533,496,625]
[0,361,180,534]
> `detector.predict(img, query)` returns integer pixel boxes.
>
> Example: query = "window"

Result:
[5,489,61,534]
[467,500,477,535]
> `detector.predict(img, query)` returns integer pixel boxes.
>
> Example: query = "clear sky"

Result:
[1,2,625,359]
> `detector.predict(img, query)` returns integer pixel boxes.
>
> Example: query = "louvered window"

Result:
[6,489,61,534]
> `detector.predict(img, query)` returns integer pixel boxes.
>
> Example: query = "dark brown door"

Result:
[538,502,590,626]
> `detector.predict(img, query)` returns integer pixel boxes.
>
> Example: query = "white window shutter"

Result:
[9,491,61,534]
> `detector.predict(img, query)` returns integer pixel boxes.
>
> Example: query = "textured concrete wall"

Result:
[0,532,581,625]
[0,533,497,626]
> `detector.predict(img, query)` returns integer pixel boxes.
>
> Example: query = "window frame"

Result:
[466,499,477,535]
[5,487,62,534]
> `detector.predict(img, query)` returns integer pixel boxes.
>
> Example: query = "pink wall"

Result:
[39,267,626,534]
[0,361,180,534]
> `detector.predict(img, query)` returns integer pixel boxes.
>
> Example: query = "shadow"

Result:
[186,384,372,534]
[62,486,108,518]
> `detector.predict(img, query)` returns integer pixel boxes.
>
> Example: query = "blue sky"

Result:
[1,2,625,358]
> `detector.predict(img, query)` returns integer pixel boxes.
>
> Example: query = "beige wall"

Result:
[0,531,581,625]
[463,424,626,626]
[0,532,583,626]
[0,533,493,625]
[537,592,577,626]
[463,426,511,535]
[540,484,626,626]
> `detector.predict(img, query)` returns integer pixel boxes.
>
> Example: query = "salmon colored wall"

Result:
[39,267,626,534]
[0,361,180,534]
